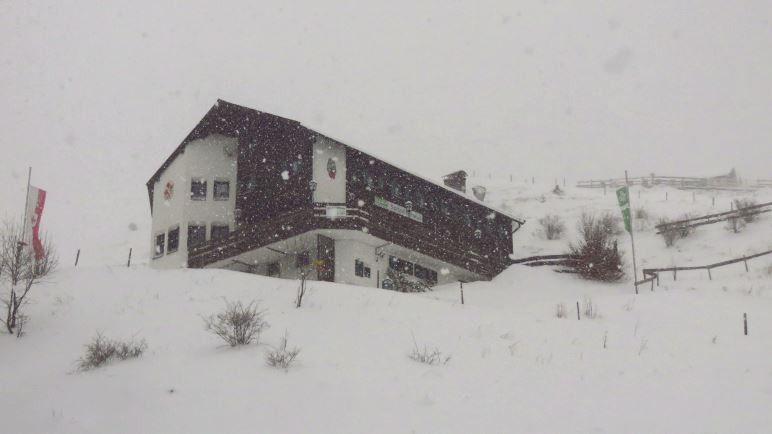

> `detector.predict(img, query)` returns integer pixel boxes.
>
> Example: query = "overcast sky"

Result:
[1,0,771,258]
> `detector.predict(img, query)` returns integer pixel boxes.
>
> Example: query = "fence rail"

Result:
[577,174,740,189]
[642,249,772,282]
[654,201,772,234]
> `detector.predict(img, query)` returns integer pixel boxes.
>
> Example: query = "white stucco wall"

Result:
[312,137,346,204]
[150,134,238,269]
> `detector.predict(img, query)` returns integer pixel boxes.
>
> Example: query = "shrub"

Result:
[657,215,694,247]
[567,214,624,281]
[78,333,146,371]
[634,208,649,220]
[555,303,567,318]
[265,333,301,371]
[408,334,450,366]
[734,198,758,223]
[726,214,746,233]
[385,268,431,293]
[582,297,599,319]
[598,212,624,236]
[539,215,566,240]
[204,300,269,347]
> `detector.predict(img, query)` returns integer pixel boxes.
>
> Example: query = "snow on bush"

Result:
[539,214,565,240]
[734,198,758,223]
[567,213,624,282]
[77,333,147,371]
[204,300,269,347]
[265,332,301,371]
[657,214,694,247]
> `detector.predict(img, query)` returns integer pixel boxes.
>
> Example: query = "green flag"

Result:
[616,186,632,233]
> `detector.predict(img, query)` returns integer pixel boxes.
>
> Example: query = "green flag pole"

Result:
[617,170,639,294]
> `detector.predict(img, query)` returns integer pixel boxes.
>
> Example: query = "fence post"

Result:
[712,196,715,207]
[744,313,748,336]
[650,279,654,292]
[75,249,80,267]
[460,281,464,305]
[744,258,749,272]
[666,192,668,201]
[673,269,677,280]
[127,248,132,267]
[707,267,712,280]
[576,301,580,320]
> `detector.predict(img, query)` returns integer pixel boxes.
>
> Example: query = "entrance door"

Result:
[317,235,335,282]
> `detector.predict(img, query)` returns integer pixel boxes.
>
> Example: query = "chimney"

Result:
[442,170,467,193]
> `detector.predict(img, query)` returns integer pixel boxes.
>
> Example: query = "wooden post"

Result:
[510,174,513,182]
[673,269,677,280]
[127,248,132,267]
[666,192,668,201]
[460,281,464,305]
[656,273,660,286]
[744,258,749,272]
[712,196,715,207]
[75,249,80,267]
[744,313,748,336]
[650,279,654,292]
[707,267,712,280]
[576,301,580,320]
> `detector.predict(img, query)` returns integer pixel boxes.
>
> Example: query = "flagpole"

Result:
[21,167,31,245]
[625,170,639,291]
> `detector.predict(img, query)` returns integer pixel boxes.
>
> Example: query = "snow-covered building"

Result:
[146,100,524,287]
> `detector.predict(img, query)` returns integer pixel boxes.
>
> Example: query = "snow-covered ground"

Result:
[2,181,772,433]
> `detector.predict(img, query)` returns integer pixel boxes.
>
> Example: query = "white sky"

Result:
[1,0,771,258]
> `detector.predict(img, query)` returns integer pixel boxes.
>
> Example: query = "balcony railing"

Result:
[188,205,500,276]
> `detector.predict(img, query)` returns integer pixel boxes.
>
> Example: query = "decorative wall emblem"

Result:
[163,181,175,200]
[326,158,337,179]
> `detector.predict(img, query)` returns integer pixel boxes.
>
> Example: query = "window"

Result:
[167,226,179,253]
[187,224,206,249]
[388,255,414,275]
[211,223,229,241]
[213,179,230,200]
[415,264,438,284]
[267,262,280,277]
[296,251,310,268]
[154,233,165,258]
[355,259,368,278]
[190,178,207,200]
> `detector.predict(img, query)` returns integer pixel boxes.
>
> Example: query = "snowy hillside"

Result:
[2,181,772,433]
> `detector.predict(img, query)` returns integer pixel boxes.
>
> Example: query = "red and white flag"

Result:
[24,186,47,259]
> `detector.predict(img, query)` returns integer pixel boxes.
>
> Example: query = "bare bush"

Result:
[657,215,694,247]
[634,208,649,220]
[726,214,746,233]
[539,215,566,240]
[582,297,599,319]
[77,333,147,371]
[555,303,567,318]
[0,220,58,337]
[598,212,624,236]
[567,214,624,282]
[265,332,301,371]
[734,198,758,223]
[408,334,450,366]
[204,300,269,346]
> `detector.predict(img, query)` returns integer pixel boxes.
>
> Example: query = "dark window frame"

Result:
[267,262,280,277]
[190,178,207,200]
[210,223,229,241]
[213,179,230,201]
[187,223,207,249]
[167,225,180,253]
[153,233,165,258]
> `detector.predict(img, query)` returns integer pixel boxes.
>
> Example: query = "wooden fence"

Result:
[654,201,772,234]
[641,249,772,285]
[577,174,741,190]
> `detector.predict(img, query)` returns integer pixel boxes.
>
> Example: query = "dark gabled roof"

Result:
[145,99,301,212]
[147,100,524,226]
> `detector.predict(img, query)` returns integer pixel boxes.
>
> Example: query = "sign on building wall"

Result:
[374,196,423,223]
